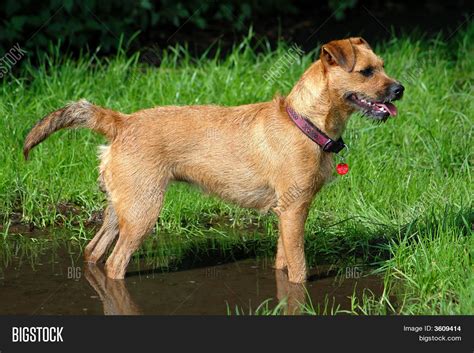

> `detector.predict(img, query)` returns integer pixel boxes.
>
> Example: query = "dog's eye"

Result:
[360,67,374,77]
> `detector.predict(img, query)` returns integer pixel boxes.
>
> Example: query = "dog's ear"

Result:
[320,39,356,72]
[351,37,372,50]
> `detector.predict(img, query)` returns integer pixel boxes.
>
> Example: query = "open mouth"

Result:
[347,93,398,121]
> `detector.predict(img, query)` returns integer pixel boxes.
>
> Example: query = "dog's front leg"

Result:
[277,204,309,283]
[274,235,288,270]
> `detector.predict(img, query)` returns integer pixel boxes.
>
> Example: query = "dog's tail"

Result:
[23,99,124,160]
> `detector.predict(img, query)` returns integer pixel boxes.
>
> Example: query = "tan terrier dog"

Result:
[24,37,404,282]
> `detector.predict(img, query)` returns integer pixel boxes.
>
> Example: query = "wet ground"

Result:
[0,243,383,315]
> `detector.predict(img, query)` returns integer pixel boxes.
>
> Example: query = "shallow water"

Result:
[0,241,383,315]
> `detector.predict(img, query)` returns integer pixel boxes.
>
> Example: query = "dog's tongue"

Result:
[379,102,397,116]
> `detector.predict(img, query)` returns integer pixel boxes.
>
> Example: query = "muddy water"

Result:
[0,245,383,315]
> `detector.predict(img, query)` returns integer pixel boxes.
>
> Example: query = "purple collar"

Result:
[285,106,346,153]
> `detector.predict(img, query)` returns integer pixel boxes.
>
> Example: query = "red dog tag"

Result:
[336,163,349,175]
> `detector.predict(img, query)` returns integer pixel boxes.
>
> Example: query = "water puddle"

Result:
[0,241,383,315]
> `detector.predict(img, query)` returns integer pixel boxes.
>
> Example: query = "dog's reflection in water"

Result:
[275,270,306,315]
[84,264,142,315]
[84,264,307,315]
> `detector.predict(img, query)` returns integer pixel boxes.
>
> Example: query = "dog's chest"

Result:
[285,150,335,201]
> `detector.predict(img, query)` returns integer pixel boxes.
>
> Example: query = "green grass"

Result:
[0,26,472,315]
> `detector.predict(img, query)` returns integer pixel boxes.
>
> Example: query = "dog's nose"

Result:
[390,83,405,100]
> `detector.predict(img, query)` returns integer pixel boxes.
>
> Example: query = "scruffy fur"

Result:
[23,37,403,282]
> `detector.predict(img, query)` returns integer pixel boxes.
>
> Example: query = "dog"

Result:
[23,37,404,283]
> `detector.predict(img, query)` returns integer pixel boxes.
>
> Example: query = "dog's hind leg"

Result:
[84,204,119,264]
[104,176,167,280]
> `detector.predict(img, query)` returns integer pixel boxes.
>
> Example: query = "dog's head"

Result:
[320,37,404,121]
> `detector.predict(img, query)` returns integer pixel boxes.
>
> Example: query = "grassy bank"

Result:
[0,26,472,314]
